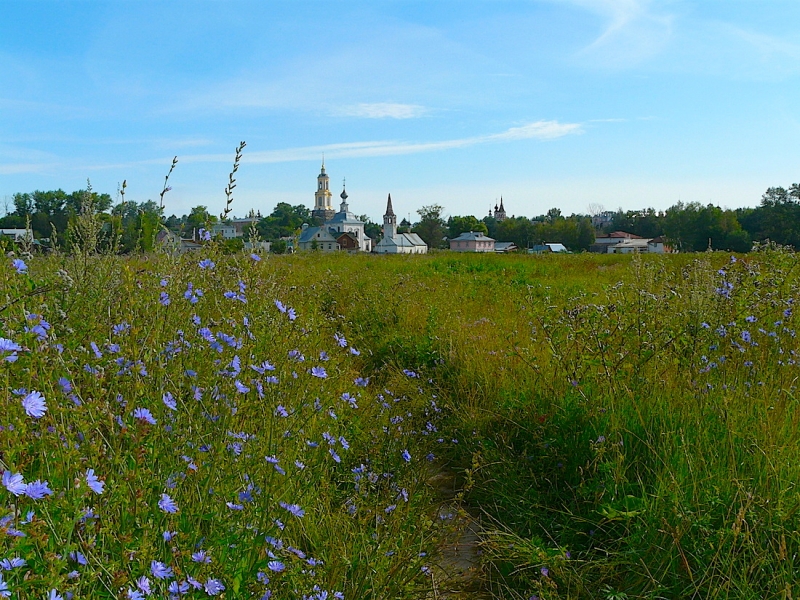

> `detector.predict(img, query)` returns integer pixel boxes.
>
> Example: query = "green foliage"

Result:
[413,204,448,249]
[448,215,488,239]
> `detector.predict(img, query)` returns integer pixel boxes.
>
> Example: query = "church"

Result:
[374,194,428,254]
[298,163,372,252]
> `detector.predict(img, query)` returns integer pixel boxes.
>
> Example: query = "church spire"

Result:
[385,193,395,217]
[383,193,397,239]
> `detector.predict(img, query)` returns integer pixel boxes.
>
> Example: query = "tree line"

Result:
[2,181,799,253]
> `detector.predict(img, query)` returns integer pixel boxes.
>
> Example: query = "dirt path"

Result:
[426,470,489,599]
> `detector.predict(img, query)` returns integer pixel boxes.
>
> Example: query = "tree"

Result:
[413,205,447,249]
[13,193,33,217]
[447,215,488,239]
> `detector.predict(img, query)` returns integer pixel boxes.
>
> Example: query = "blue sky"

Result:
[2,0,799,222]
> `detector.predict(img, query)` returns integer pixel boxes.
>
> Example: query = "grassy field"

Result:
[2,247,799,599]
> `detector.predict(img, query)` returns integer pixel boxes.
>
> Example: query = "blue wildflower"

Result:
[133,407,156,425]
[401,449,411,462]
[151,560,173,579]
[205,579,225,595]
[158,493,179,513]
[86,469,105,494]
[24,480,52,499]
[2,471,26,496]
[21,391,47,419]
[267,561,285,572]
[279,502,305,517]
[310,366,327,379]
[11,258,27,274]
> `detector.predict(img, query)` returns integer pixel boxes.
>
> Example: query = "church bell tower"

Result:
[383,194,397,239]
[312,160,335,222]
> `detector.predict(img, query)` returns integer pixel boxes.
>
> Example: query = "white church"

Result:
[298,163,372,252]
[374,194,427,254]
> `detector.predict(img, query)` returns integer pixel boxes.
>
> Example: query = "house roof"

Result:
[298,226,338,244]
[376,232,427,248]
[450,231,495,242]
[608,231,642,238]
[612,238,650,247]
[494,241,517,252]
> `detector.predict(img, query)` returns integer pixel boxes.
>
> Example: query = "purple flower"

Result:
[162,392,177,411]
[287,308,297,321]
[198,258,215,269]
[267,561,285,572]
[24,480,53,500]
[22,391,47,419]
[160,291,171,306]
[133,407,156,425]
[158,493,179,513]
[192,551,212,563]
[169,581,190,595]
[234,380,250,394]
[275,299,287,313]
[11,258,27,274]
[205,579,225,595]
[2,471,26,496]
[163,530,176,541]
[48,590,63,600]
[136,576,151,595]
[250,253,261,261]
[334,333,347,348]
[401,449,411,462]
[151,560,173,579]
[0,575,9,599]
[126,589,144,600]
[310,366,327,379]
[279,502,305,518]
[69,551,87,565]
[0,557,26,570]
[86,469,105,494]
[329,449,341,463]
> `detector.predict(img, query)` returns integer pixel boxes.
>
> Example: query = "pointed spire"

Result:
[385,193,395,217]
[320,154,326,174]
[499,196,505,212]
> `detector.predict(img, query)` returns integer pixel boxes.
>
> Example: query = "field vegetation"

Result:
[2,244,799,599]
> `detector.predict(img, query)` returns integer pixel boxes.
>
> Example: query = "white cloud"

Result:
[174,120,583,165]
[332,103,428,119]
[557,0,674,67]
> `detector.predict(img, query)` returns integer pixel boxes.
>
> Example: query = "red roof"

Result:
[609,231,642,239]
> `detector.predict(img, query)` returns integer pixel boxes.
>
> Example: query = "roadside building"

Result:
[449,231,496,252]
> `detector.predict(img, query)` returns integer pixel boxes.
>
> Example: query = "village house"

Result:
[530,243,569,253]
[449,231,496,252]
[494,241,518,253]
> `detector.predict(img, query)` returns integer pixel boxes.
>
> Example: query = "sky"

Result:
[1,0,799,222]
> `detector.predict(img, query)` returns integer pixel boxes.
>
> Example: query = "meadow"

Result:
[2,245,799,599]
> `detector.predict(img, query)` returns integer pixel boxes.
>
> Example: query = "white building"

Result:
[374,194,428,254]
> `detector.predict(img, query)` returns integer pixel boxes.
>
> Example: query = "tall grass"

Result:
[3,248,798,598]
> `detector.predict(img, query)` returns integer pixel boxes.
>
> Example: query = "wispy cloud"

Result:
[332,103,428,119]
[176,120,583,165]
[560,0,674,67]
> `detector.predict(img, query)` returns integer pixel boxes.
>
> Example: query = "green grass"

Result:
[2,248,799,598]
